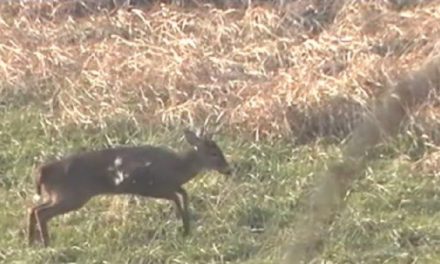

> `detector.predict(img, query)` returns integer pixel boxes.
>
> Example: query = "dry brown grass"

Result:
[284,51,440,263]
[2,1,440,262]
[1,0,440,141]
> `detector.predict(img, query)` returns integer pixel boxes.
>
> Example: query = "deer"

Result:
[28,128,232,247]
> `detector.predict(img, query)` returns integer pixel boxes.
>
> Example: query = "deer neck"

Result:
[179,148,205,184]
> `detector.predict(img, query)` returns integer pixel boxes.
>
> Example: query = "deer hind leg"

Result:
[34,195,89,247]
[28,201,51,246]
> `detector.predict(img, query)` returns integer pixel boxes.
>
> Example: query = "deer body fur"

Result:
[28,129,232,247]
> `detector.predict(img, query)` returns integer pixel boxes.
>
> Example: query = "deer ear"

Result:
[184,129,201,146]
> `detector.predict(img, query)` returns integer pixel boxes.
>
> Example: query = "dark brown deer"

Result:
[28,128,232,247]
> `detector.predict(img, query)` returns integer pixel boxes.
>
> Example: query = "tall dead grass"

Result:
[1,0,440,142]
[284,51,440,263]
[2,1,440,262]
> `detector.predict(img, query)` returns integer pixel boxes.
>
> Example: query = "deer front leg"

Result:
[176,187,190,236]
[170,189,190,237]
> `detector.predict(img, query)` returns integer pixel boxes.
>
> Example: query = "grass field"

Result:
[2,105,440,263]
[1,107,440,263]
[1,0,440,263]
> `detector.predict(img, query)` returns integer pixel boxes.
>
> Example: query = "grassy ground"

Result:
[1,108,440,263]
[2,1,440,263]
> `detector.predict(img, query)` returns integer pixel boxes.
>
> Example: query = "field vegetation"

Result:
[1,0,440,263]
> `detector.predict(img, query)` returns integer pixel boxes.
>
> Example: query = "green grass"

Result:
[1,108,440,264]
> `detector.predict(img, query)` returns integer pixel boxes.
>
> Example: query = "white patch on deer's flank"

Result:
[114,170,128,186]
[113,160,151,186]
[114,156,123,167]
[108,157,123,173]
[144,161,153,185]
